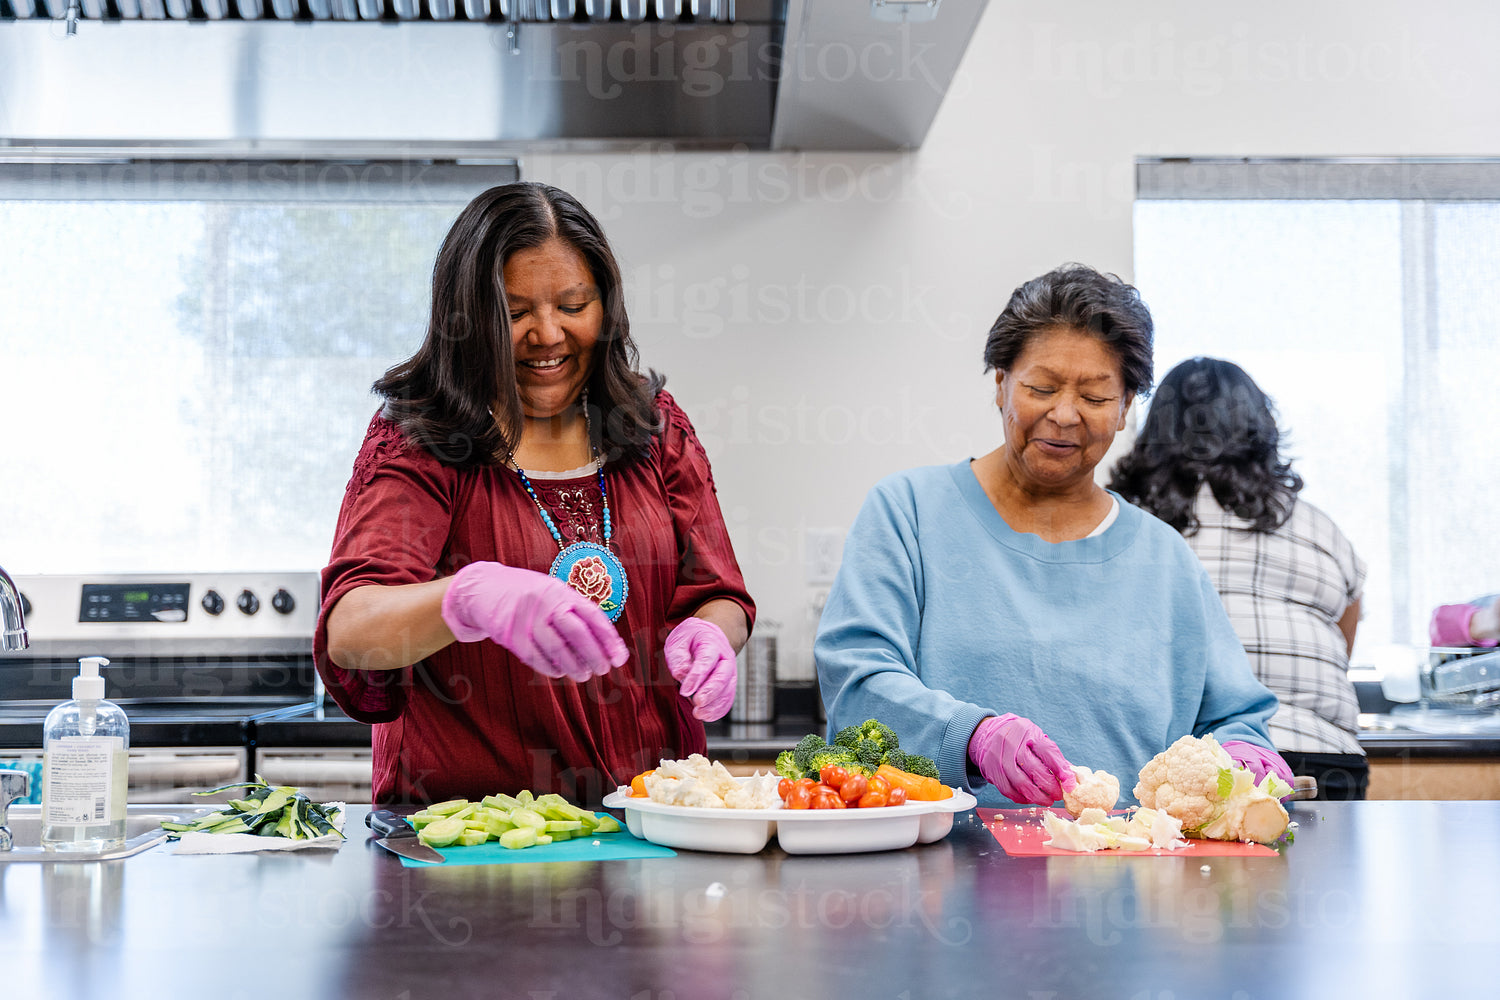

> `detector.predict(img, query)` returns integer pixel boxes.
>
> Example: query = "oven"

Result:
[0,572,371,803]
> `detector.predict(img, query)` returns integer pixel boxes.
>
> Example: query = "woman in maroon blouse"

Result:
[316,183,755,807]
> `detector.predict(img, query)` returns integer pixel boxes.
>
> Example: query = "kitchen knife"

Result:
[366,808,446,864]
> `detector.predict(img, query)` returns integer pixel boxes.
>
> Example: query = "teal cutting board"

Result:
[398,829,676,867]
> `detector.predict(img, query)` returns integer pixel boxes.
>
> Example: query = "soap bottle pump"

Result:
[42,656,129,852]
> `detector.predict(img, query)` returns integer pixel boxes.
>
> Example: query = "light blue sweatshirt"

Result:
[814,461,1278,808]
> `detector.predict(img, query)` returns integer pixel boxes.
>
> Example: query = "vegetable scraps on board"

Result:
[160,777,344,841]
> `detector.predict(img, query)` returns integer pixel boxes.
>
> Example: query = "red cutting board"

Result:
[980,807,1280,857]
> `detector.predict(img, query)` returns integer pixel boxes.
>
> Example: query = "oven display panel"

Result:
[79,583,191,623]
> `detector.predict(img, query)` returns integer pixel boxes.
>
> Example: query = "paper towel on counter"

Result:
[171,803,345,854]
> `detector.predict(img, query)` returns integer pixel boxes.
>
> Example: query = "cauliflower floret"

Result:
[645,774,726,808]
[1063,765,1120,816]
[1041,804,1188,853]
[644,755,783,809]
[1129,807,1188,849]
[1133,734,1289,844]
[724,772,782,810]
[1042,810,1112,852]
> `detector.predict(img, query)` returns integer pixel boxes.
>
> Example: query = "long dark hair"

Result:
[984,263,1155,398]
[374,182,662,469]
[1108,357,1303,535]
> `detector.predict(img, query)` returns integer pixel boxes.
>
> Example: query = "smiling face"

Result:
[996,326,1132,493]
[502,237,605,419]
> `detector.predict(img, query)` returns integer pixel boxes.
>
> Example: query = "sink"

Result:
[0,804,212,863]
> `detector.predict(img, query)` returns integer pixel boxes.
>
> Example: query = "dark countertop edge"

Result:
[1357,733,1500,757]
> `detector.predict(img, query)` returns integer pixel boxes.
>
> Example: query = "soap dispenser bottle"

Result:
[42,656,129,852]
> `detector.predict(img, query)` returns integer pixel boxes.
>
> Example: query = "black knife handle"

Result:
[366,808,415,838]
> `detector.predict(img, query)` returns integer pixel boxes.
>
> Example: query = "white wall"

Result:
[524,2,1500,679]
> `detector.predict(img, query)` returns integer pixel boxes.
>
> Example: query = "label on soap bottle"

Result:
[43,736,125,826]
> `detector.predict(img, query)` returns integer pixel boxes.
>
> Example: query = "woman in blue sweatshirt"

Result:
[814,264,1291,809]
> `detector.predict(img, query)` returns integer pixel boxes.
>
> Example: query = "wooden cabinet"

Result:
[1367,756,1500,799]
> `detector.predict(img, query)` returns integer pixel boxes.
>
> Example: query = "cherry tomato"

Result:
[777,778,792,799]
[786,785,813,809]
[814,787,847,809]
[839,774,869,803]
[858,787,888,809]
[819,765,849,790]
[870,774,891,797]
[887,786,908,806]
[794,778,817,790]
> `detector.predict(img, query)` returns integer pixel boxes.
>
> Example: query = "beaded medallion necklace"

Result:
[509,392,629,622]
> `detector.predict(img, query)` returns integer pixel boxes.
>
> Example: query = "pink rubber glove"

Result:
[1430,603,1500,648]
[967,714,1077,806]
[1222,740,1296,788]
[440,562,628,682]
[664,617,738,721]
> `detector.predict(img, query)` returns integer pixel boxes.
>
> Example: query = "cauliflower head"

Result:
[1062,765,1120,817]
[1133,734,1290,845]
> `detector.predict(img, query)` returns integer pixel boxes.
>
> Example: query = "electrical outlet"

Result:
[805,528,844,586]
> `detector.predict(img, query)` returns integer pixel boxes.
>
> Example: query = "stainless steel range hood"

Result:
[0,0,985,152]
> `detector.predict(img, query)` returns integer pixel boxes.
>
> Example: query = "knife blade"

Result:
[366,808,446,864]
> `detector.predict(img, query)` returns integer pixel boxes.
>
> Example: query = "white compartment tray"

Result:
[600,783,977,855]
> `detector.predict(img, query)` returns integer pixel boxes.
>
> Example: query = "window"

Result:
[1,159,516,574]
[1134,160,1500,664]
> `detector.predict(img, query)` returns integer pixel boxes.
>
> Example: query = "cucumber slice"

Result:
[509,808,547,830]
[482,793,523,810]
[418,816,467,848]
[593,814,620,833]
[456,830,488,847]
[499,827,537,850]
[544,820,583,833]
[426,799,471,816]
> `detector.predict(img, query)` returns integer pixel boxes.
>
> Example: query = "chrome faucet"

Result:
[0,769,29,851]
[0,564,27,651]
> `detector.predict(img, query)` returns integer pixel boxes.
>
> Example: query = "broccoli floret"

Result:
[858,719,900,753]
[791,733,828,774]
[774,750,804,781]
[833,725,862,749]
[900,754,940,781]
[881,748,910,772]
[854,739,886,771]
[807,747,860,778]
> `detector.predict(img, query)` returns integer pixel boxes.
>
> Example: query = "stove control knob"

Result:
[202,590,225,616]
[237,589,260,616]
[271,588,296,615]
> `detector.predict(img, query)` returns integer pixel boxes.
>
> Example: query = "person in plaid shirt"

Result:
[1111,357,1368,800]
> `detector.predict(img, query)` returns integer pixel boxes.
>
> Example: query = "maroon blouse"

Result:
[313,391,756,806]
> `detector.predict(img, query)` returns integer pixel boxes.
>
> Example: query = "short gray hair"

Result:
[983,263,1155,398]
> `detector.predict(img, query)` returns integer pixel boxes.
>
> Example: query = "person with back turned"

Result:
[1110,357,1367,799]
